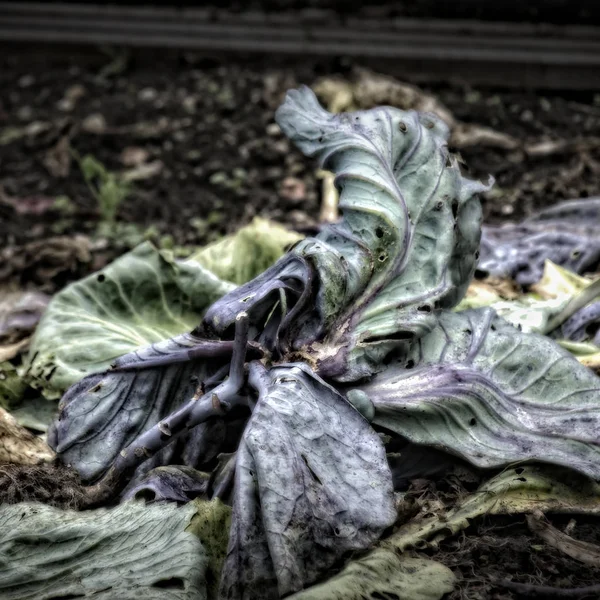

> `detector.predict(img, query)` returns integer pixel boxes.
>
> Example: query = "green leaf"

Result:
[355,308,600,479]
[10,395,57,432]
[0,501,208,599]
[24,242,234,397]
[189,217,303,285]
[277,86,491,380]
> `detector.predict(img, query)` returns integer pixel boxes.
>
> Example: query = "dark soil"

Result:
[2,43,600,598]
[2,47,600,293]
[1,48,600,294]
[439,516,600,599]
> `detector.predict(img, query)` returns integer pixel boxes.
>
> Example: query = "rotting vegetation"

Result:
[2,86,600,600]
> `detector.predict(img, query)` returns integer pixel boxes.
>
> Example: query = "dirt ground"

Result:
[1,47,600,293]
[2,45,600,598]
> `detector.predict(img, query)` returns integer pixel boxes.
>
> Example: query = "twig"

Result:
[82,312,251,506]
[527,510,600,567]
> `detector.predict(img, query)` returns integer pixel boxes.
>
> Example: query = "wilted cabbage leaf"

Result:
[479,197,600,285]
[48,333,230,481]
[45,86,600,600]
[277,86,491,380]
[355,308,600,478]
[205,86,491,381]
[221,363,396,600]
[289,553,455,600]
[188,498,232,600]
[457,261,600,340]
[190,217,303,285]
[0,501,207,600]
[0,361,27,409]
[122,465,210,503]
[387,465,600,552]
[25,242,234,397]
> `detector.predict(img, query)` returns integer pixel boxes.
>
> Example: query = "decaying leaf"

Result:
[313,68,519,150]
[479,198,600,285]
[25,242,234,397]
[385,465,600,552]
[288,553,455,600]
[558,340,600,371]
[356,308,600,479]
[189,217,303,285]
[0,501,208,599]
[122,465,209,503]
[0,406,54,464]
[277,85,491,380]
[0,362,28,409]
[188,498,232,600]
[0,289,49,361]
[47,334,230,481]
[221,363,395,600]
[0,234,91,292]
[530,260,593,299]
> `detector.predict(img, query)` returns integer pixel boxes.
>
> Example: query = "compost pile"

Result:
[2,67,600,600]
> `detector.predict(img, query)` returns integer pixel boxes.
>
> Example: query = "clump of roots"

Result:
[0,462,88,510]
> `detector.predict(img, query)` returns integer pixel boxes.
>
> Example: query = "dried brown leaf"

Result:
[0,407,54,465]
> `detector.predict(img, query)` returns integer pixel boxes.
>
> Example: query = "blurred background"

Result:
[1,0,599,293]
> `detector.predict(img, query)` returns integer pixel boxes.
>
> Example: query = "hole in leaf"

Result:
[366,331,413,343]
[135,489,157,502]
[97,274,106,283]
[469,418,477,426]
[45,366,58,381]
[491,324,496,331]
[465,329,472,335]
[398,121,407,133]
[515,467,525,475]
[371,593,392,600]
[417,305,431,313]
[451,199,459,219]
[434,200,443,211]
[475,250,480,260]
[405,360,415,369]
[572,249,581,259]
[516,477,527,482]
[375,227,385,238]
[301,454,322,485]
[152,578,185,590]
[378,254,387,262]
